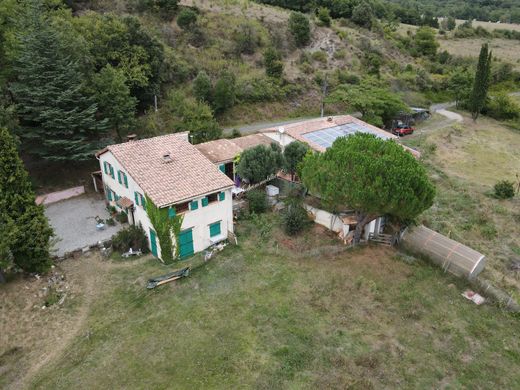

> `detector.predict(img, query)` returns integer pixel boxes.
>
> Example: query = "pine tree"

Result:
[9,2,107,161]
[0,127,53,276]
[469,44,492,121]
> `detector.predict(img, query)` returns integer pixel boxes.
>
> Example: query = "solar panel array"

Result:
[302,123,391,149]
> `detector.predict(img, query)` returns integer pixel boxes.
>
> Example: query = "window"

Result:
[176,201,190,214]
[207,193,218,204]
[117,170,122,185]
[168,207,176,218]
[201,197,209,207]
[209,221,221,238]
[106,185,113,201]
[219,164,225,173]
[140,194,146,210]
[109,165,115,179]
[104,161,114,179]
[118,171,128,188]
[190,200,198,210]
[123,172,128,188]
[134,191,140,206]
[218,192,225,201]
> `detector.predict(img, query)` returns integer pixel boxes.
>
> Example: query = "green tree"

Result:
[169,92,221,143]
[236,144,282,184]
[193,71,212,103]
[233,22,259,55]
[0,127,53,276]
[329,79,408,127]
[448,68,473,108]
[469,43,492,121]
[289,12,311,47]
[352,3,374,29]
[213,71,236,114]
[301,133,435,244]
[140,0,179,20]
[414,26,439,57]
[92,65,137,142]
[264,47,284,79]
[317,7,332,27]
[283,141,309,180]
[177,8,197,29]
[9,4,106,161]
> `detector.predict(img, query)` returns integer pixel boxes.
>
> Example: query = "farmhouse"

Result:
[96,133,234,260]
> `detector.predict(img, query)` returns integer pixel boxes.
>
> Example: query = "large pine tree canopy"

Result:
[9,2,107,161]
[0,127,53,273]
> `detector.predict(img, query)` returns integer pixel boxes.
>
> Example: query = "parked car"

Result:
[392,123,414,136]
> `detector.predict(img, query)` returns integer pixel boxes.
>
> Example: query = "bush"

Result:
[484,93,520,121]
[317,7,331,27]
[177,8,197,29]
[494,180,515,199]
[282,201,310,235]
[312,50,328,63]
[234,22,259,55]
[289,12,310,47]
[112,225,149,253]
[116,211,128,223]
[264,47,284,79]
[247,190,268,214]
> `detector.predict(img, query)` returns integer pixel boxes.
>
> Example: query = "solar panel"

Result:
[302,123,391,149]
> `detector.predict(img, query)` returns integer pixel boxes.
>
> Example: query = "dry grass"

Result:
[439,38,520,68]
[403,113,520,294]
[455,19,520,32]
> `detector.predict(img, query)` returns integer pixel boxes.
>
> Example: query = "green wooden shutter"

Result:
[140,194,146,210]
[134,192,140,206]
[103,161,109,174]
[209,221,221,237]
[123,173,128,188]
[201,197,209,207]
[219,192,225,201]
[117,170,122,184]
[107,188,113,201]
[168,207,176,218]
[190,200,198,210]
[109,165,115,179]
[219,164,225,173]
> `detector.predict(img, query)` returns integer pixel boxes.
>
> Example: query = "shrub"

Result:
[352,2,373,29]
[213,71,236,114]
[312,50,328,63]
[116,211,128,223]
[177,8,197,29]
[234,22,259,55]
[264,47,284,79]
[289,12,310,47]
[494,180,515,199]
[247,190,268,214]
[282,201,310,235]
[112,225,149,253]
[317,7,331,27]
[484,93,520,121]
[193,71,212,103]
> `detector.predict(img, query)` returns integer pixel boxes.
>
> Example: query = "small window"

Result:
[123,172,128,188]
[117,170,122,185]
[176,201,190,214]
[201,197,209,207]
[134,191,140,206]
[190,200,198,210]
[106,186,113,201]
[219,164,225,173]
[219,192,225,201]
[109,165,115,179]
[207,193,218,204]
[103,161,109,175]
[140,194,146,210]
[168,207,176,218]
[209,221,221,238]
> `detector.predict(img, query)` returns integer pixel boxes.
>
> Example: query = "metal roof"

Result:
[302,122,392,149]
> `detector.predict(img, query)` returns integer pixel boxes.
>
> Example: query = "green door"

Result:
[150,229,158,257]
[178,229,194,259]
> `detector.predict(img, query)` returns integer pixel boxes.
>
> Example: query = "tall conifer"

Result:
[469,44,492,121]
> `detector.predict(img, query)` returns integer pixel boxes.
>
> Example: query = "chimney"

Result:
[327,117,333,122]
[161,151,172,163]
[127,134,137,142]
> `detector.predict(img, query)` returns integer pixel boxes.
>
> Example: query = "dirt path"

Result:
[1,254,151,389]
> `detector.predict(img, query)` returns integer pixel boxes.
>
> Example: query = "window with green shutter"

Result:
[219,192,225,201]
[123,172,128,188]
[103,161,109,174]
[134,191,140,206]
[140,194,146,210]
[106,186,113,201]
[117,170,122,184]
[219,164,225,173]
[190,200,198,210]
[109,165,115,179]
[168,207,176,218]
[209,221,221,237]
[201,197,209,207]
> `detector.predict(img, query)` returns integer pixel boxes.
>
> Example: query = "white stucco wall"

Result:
[263,131,296,148]
[99,151,233,260]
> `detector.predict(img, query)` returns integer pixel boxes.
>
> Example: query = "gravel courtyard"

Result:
[44,195,123,256]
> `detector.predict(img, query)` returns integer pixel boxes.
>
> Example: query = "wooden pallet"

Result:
[368,233,394,246]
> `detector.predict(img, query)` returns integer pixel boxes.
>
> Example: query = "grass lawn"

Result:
[402,113,520,295]
[23,216,520,389]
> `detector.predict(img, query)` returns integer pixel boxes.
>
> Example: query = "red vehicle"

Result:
[392,123,415,136]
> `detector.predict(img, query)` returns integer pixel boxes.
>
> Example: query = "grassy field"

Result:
[403,113,520,295]
[3,216,519,389]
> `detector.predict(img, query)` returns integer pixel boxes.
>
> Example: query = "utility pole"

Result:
[320,74,328,118]
[154,94,158,112]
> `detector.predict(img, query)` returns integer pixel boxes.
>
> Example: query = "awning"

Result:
[117,196,134,209]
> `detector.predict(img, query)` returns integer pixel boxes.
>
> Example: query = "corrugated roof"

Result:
[105,134,234,207]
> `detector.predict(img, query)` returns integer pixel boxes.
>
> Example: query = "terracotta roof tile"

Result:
[194,139,242,163]
[229,133,273,150]
[106,133,234,207]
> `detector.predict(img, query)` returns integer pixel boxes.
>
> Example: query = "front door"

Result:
[149,229,158,257]
[178,228,194,259]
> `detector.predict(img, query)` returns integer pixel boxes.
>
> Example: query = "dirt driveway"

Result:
[44,195,123,256]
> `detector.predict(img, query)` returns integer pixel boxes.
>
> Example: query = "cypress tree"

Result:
[9,2,107,161]
[469,44,492,121]
[0,127,53,276]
